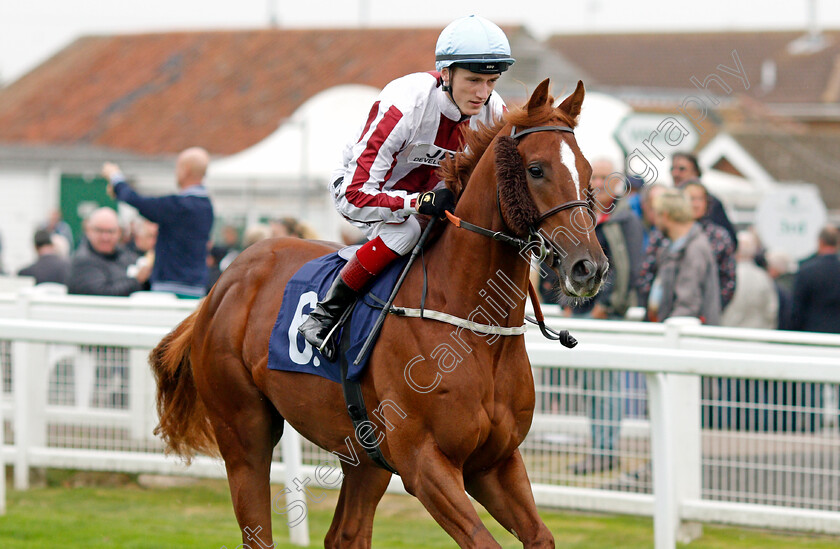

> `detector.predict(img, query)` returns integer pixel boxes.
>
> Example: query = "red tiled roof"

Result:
[548,30,840,106]
[0,28,454,155]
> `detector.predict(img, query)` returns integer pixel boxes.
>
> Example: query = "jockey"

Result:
[299,15,515,356]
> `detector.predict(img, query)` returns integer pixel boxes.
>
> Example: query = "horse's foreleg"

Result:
[401,446,501,549]
[465,449,554,548]
[324,462,391,548]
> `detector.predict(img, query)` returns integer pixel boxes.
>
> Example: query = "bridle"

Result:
[509,124,594,229]
[446,124,596,262]
[439,123,590,348]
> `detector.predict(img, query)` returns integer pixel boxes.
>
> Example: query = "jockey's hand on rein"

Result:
[416,188,456,218]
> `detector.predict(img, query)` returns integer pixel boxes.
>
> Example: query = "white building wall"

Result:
[0,169,56,273]
[205,84,382,243]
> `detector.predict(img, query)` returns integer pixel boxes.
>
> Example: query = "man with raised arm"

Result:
[102,147,215,298]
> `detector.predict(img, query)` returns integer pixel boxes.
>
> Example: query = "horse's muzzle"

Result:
[563,257,608,298]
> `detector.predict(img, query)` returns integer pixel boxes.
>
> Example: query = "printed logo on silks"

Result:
[406,144,455,167]
[288,291,322,368]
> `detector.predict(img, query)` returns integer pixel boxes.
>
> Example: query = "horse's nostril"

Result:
[598,262,609,279]
[571,259,596,282]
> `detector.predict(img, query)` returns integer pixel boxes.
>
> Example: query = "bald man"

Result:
[67,207,151,296]
[102,147,215,298]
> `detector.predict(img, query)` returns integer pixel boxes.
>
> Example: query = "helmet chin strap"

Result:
[441,72,454,98]
[441,77,467,119]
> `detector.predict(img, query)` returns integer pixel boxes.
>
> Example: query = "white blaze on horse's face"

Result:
[559,141,580,200]
[559,139,591,243]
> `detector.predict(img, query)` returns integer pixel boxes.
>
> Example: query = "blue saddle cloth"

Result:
[267,250,410,383]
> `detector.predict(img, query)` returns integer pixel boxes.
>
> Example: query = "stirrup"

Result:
[314,302,356,362]
[316,324,340,362]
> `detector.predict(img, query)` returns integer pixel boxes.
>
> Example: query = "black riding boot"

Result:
[298,275,359,361]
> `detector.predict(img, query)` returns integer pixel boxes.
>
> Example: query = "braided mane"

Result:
[439,94,577,197]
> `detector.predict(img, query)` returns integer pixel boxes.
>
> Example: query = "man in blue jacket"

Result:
[791,225,840,333]
[102,147,215,298]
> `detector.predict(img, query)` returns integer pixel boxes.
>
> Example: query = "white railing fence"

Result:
[0,286,839,549]
[528,310,840,548]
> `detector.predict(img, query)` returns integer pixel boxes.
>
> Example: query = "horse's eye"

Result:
[527,165,544,178]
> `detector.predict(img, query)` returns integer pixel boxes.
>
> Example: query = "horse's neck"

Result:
[429,161,533,324]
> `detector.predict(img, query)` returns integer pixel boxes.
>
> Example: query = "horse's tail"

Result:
[149,310,218,462]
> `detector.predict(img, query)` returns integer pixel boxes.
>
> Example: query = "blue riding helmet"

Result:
[435,15,515,74]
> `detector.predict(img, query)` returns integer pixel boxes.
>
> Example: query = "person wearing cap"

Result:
[299,14,515,356]
[17,228,71,285]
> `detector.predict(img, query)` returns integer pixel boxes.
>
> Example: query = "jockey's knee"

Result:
[378,217,421,256]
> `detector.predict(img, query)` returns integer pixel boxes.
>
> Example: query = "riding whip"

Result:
[353,216,438,366]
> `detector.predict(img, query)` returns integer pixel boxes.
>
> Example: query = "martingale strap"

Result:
[389,306,528,336]
[386,293,577,347]
[526,281,578,348]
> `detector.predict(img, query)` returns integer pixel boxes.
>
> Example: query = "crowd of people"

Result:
[2,149,836,335]
[533,151,838,336]
[7,146,325,299]
[531,150,840,474]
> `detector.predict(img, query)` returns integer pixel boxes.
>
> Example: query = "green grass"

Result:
[0,471,837,548]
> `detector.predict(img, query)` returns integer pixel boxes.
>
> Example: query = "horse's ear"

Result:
[527,78,552,114]
[557,80,585,121]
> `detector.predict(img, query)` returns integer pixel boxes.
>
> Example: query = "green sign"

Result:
[59,174,117,247]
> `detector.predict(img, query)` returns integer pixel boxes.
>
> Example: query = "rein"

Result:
[444,207,579,348]
[444,210,531,249]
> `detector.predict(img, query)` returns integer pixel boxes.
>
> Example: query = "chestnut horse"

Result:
[151,79,607,548]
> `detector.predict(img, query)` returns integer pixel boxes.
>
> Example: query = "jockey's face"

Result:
[443,67,500,116]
